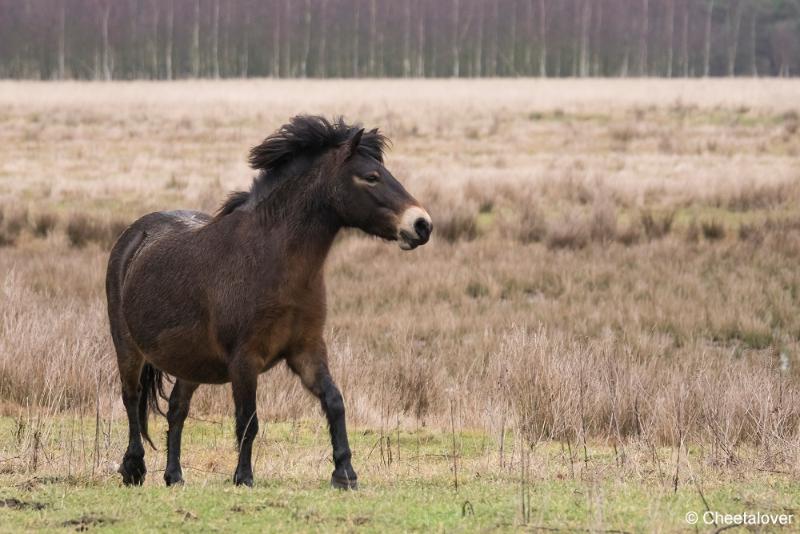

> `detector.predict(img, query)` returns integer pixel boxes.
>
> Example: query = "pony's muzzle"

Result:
[398,206,432,250]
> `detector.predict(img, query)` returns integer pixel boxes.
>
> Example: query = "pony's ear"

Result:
[346,129,364,160]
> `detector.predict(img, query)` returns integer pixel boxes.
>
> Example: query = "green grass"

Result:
[1,418,799,532]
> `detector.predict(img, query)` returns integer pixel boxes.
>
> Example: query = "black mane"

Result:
[249,115,387,171]
[215,115,388,218]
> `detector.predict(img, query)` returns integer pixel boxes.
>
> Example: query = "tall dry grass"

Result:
[1,79,800,475]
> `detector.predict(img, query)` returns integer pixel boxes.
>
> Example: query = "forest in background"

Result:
[1,1,799,80]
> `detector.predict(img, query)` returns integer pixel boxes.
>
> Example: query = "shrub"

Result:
[503,201,547,244]
[685,219,700,243]
[701,219,726,241]
[546,214,589,250]
[33,212,58,238]
[724,182,791,212]
[589,199,617,243]
[466,281,489,299]
[66,214,126,249]
[616,223,641,246]
[783,110,799,136]
[5,208,29,237]
[640,210,674,241]
[463,181,494,214]
[0,208,29,246]
[0,207,12,247]
[436,206,478,243]
[738,223,763,244]
[66,215,98,248]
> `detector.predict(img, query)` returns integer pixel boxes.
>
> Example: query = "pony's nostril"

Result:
[414,218,432,241]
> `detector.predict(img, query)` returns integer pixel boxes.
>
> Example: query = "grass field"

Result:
[2,418,799,533]
[1,79,800,531]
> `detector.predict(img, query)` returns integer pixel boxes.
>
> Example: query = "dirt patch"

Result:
[175,508,198,521]
[16,475,83,491]
[0,497,47,510]
[61,515,115,531]
[337,515,371,525]
[231,500,290,513]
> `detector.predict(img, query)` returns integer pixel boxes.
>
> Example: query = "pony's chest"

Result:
[250,300,325,368]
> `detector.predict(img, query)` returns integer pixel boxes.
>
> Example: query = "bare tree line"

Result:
[1,0,799,79]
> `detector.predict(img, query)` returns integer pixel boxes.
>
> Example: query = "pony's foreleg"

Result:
[164,379,198,486]
[118,354,147,486]
[230,357,259,487]
[288,347,358,490]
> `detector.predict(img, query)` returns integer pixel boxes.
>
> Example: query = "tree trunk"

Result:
[416,1,424,77]
[165,0,173,80]
[592,0,602,75]
[192,0,200,77]
[621,12,630,78]
[301,0,311,77]
[524,0,533,75]
[726,0,743,76]
[240,2,248,77]
[538,0,546,76]
[211,0,220,78]
[284,0,292,76]
[451,0,460,77]
[221,1,229,77]
[402,0,411,76]
[353,0,360,77]
[489,0,498,76]
[749,6,758,77]
[100,1,112,80]
[377,15,385,76]
[318,0,328,77]
[368,0,377,76]
[703,0,715,77]
[681,0,689,76]
[638,0,649,76]
[57,0,66,79]
[579,0,591,77]
[571,0,579,77]
[666,0,674,77]
[508,0,517,75]
[151,0,159,78]
[474,1,483,77]
[272,0,281,77]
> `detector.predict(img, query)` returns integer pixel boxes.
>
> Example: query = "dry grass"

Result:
[2,80,800,489]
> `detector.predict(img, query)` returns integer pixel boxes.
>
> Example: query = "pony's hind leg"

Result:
[164,379,198,486]
[117,349,147,485]
[288,346,357,490]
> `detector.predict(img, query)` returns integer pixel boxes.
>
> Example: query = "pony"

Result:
[105,115,432,489]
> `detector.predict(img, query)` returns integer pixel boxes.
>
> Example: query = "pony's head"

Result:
[248,115,432,250]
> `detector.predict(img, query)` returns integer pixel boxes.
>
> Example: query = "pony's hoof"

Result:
[164,470,184,487]
[119,456,146,486]
[331,472,358,490]
[233,472,253,487]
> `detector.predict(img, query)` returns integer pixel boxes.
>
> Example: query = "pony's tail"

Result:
[138,363,169,450]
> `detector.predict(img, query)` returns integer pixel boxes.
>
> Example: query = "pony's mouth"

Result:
[396,206,433,251]
[399,230,421,250]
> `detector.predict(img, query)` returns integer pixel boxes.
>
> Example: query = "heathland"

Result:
[1,79,799,532]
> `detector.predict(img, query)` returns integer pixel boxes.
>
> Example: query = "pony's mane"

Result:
[215,115,388,219]
[249,115,387,171]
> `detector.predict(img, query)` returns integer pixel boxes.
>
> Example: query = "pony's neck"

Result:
[251,171,341,278]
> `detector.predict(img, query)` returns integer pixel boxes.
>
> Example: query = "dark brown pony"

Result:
[106,116,432,489]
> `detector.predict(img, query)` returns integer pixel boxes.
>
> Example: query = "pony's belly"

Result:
[146,352,230,384]
[144,349,230,384]
[139,327,231,384]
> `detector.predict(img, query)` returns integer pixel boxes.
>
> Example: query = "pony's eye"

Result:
[363,174,379,184]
